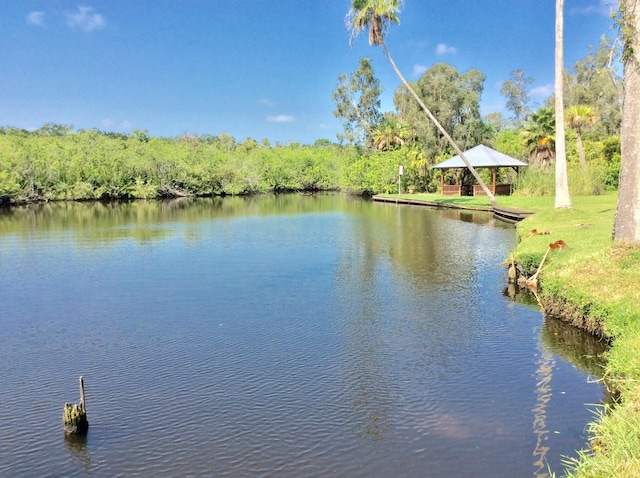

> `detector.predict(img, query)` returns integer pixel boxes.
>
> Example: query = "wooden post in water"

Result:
[63,376,89,435]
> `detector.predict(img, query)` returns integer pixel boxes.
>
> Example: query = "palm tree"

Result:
[554,0,572,209]
[565,105,598,169]
[371,116,407,151]
[613,0,640,243]
[346,0,498,206]
[522,107,556,168]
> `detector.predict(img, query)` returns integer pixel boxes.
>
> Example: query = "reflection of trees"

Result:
[0,194,351,245]
[335,203,393,442]
[531,315,611,477]
[541,315,609,378]
[334,201,513,442]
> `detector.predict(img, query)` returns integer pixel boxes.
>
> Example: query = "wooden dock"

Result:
[372,195,534,223]
[372,195,492,212]
[492,206,535,223]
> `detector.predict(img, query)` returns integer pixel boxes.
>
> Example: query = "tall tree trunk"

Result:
[575,131,587,170]
[554,0,572,209]
[379,41,498,207]
[613,0,640,243]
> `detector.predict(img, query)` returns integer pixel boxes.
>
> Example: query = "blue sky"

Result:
[1,1,617,144]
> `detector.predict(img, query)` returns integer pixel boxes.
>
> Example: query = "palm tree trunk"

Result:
[575,131,587,169]
[554,0,572,209]
[379,40,498,207]
[613,0,640,243]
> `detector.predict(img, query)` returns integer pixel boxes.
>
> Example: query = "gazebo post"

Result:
[440,170,444,194]
[492,167,497,195]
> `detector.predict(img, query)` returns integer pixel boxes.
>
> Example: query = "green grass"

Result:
[382,191,640,477]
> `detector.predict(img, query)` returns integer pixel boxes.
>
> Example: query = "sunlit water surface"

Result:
[0,195,607,477]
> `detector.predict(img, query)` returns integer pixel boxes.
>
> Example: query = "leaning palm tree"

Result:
[565,105,598,169]
[346,0,498,206]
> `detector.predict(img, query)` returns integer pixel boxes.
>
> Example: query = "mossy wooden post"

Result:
[63,376,89,435]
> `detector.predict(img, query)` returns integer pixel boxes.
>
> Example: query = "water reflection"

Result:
[541,316,609,378]
[0,195,607,477]
[503,277,610,477]
[64,433,91,471]
[532,349,555,477]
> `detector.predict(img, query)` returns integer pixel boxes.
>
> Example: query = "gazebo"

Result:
[432,144,528,196]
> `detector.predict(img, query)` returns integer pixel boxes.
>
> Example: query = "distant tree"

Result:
[565,105,598,169]
[216,132,236,153]
[565,36,622,136]
[613,0,640,243]
[313,138,334,148]
[36,123,74,136]
[394,63,488,157]
[501,70,534,127]
[346,0,497,206]
[130,129,150,143]
[554,0,572,209]
[484,112,508,133]
[332,57,383,145]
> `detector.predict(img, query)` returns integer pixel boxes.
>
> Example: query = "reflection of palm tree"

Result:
[346,0,498,207]
[532,348,555,477]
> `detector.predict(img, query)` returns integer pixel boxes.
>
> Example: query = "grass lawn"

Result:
[379,191,640,477]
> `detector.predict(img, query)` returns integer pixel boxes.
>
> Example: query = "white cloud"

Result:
[66,6,106,32]
[569,0,615,16]
[26,11,45,26]
[257,98,276,108]
[435,43,457,55]
[413,64,428,77]
[531,84,554,98]
[267,115,295,123]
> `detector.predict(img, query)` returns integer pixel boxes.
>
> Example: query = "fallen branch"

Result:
[518,246,552,291]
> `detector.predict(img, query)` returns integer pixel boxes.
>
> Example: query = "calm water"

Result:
[0,195,607,477]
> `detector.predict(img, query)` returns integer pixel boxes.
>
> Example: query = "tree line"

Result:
[0,125,417,203]
[332,36,622,198]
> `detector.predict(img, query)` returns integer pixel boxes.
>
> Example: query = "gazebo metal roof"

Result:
[432,144,528,169]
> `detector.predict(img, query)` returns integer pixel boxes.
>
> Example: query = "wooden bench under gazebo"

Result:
[432,145,528,196]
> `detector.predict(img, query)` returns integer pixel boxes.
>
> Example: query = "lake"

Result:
[0,194,608,477]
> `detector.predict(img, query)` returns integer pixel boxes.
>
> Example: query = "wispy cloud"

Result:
[101,118,132,130]
[267,115,295,123]
[256,98,276,108]
[408,39,428,50]
[65,6,106,32]
[26,11,45,26]
[435,43,457,55]
[531,84,554,98]
[413,64,428,77]
[569,0,615,16]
